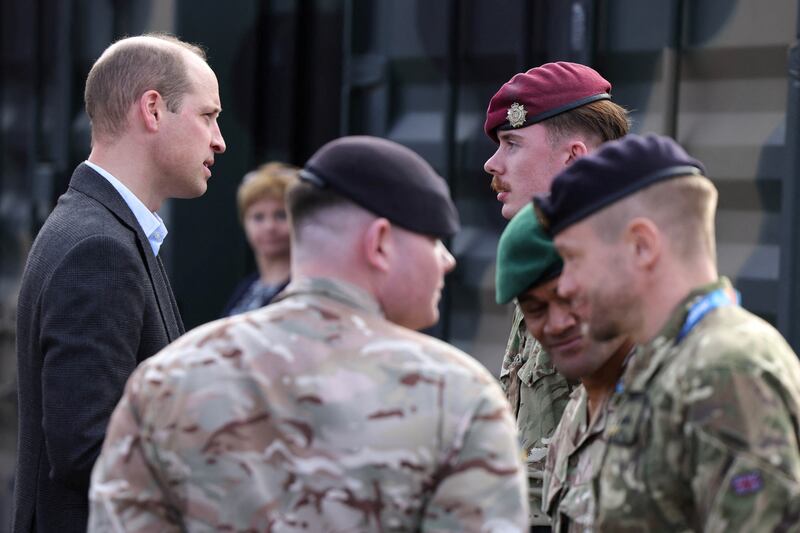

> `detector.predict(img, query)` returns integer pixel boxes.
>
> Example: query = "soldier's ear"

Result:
[626,217,661,271]
[363,218,393,273]
[564,139,590,166]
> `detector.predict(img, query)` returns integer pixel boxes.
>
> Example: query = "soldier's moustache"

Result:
[491,176,509,193]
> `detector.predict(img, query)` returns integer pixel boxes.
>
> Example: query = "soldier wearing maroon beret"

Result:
[483,61,630,530]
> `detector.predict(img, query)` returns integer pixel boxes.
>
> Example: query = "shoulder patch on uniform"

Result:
[730,471,763,496]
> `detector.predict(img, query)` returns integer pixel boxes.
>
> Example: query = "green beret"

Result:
[495,203,563,304]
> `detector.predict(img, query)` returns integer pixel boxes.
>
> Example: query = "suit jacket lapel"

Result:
[68,163,184,341]
[157,255,185,335]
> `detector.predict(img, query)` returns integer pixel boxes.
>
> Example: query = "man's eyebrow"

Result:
[498,131,523,142]
[518,293,543,305]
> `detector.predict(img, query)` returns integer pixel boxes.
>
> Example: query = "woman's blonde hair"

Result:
[237,162,299,221]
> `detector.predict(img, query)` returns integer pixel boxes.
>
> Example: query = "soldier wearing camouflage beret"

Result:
[496,205,634,532]
[483,61,630,529]
[88,135,529,531]
[535,133,800,531]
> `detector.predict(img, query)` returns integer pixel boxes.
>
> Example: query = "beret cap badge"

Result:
[506,102,527,128]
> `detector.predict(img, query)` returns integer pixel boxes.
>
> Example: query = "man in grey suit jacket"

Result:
[13,34,226,532]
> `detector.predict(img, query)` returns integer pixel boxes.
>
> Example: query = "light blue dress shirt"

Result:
[84,161,168,256]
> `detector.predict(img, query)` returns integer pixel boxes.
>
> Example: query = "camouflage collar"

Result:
[278,277,384,317]
[621,277,732,393]
[655,277,733,343]
[577,386,611,443]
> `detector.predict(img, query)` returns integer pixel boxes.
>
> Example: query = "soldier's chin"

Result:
[410,310,438,332]
[548,337,585,372]
[552,358,588,382]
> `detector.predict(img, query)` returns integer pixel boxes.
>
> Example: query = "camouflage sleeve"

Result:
[88,369,183,532]
[499,306,525,386]
[685,365,800,531]
[421,385,529,531]
[541,394,581,518]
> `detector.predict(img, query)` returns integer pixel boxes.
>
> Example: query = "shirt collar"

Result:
[85,160,168,256]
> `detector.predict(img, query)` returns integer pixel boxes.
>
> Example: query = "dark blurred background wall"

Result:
[2,0,799,527]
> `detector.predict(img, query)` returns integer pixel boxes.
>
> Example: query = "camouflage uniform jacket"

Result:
[597,278,800,532]
[500,304,574,526]
[88,277,529,532]
[543,385,611,532]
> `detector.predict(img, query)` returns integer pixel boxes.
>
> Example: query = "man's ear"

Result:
[363,218,393,273]
[138,90,163,132]
[564,140,590,165]
[625,217,661,271]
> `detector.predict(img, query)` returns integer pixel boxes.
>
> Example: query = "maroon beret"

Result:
[484,62,612,143]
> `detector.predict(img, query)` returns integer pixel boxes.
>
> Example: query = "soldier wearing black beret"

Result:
[299,135,459,240]
[534,133,800,531]
[483,61,630,529]
[89,135,530,530]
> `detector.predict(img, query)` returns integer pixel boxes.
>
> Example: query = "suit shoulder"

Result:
[28,190,138,266]
[43,188,132,240]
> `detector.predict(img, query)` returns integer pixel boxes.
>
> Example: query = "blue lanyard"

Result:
[615,287,739,394]
[676,288,738,343]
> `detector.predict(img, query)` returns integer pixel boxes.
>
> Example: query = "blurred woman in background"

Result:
[222,162,298,316]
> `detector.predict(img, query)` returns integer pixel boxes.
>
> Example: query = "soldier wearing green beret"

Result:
[484,62,630,529]
[536,134,800,531]
[88,136,529,531]
[496,204,634,532]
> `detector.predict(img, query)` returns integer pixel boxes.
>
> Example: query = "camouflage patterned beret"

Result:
[300,136,460,239]
[495,203,563,304]
[484,62,612,143]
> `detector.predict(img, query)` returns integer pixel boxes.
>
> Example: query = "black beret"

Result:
[301,136,460,239]
[534,134,706,236]
[484,62,612,143]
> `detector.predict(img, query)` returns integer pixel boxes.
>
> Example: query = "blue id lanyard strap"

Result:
[615,286,740,394]
[676,287,740,343]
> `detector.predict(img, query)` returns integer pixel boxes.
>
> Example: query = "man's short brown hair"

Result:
[544,99,631,146]
[84,33,206,142]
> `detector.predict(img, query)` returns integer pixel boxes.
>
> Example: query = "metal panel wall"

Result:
[782,4,800,349]
[171,0,344,329]
[597,0,797,330]
[3,0,800,521]
[339,0,596,371]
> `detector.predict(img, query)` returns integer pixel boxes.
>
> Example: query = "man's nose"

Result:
[438,241,456,274]
[544,301,576,336]
[557,268,577,299]
[484,149,503,177]
[212,123,226,153]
